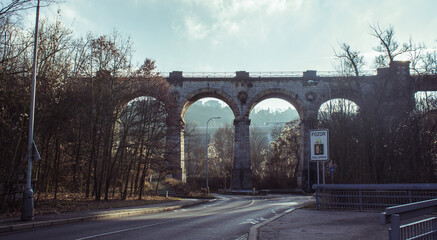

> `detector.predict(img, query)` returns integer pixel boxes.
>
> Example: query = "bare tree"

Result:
[334,43,365,77]
[423,51,437,74]
[0,0,58,24]
[369,24,411,67]
[210,125,234,189]
[250,127,269,183]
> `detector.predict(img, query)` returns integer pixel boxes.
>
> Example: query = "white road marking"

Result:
[74,219,180,240]
[173,209,186,212]
[239,216,267,225]
[76,197,257,239]
[284,207,295,213]
[239,219,253,225]
[268,202,300,207]
[235,233,248,240]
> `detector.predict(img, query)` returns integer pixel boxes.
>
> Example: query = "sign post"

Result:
[328,160,335,183]
[310,129,329,185]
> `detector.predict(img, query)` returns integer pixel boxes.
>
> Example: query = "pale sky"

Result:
[32,0,437,111]
[35,0,437,73]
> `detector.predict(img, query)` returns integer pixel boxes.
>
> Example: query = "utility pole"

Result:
[21,0,40,221]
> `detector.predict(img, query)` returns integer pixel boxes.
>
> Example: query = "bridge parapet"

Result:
[165,70,379,79]
[414,74,437,91]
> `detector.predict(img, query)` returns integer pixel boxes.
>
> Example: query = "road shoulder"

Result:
[0,198,210,234]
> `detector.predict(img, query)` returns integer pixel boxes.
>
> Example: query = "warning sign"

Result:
[310,129,329,162]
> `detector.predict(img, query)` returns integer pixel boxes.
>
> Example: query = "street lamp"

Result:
[308,79,332,186]
[206,116,221,192]
[22,0,41,221]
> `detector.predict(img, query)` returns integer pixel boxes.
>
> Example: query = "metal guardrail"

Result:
[381,198,437,240]
[161,70,379,78]
[312,184,437,211]
[248,72,303,77]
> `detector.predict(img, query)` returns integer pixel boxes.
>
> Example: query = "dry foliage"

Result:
[0,192,179,218]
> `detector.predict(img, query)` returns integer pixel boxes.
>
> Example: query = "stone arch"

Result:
[123,95,166,110]
[245,88,305,120]
[305,82,364,115]
[171,88,241,185]
[316,97,361,117]
[332,89,363,110]
[245,88,310,190]
[179,88,240,120]
[414,91,437,111]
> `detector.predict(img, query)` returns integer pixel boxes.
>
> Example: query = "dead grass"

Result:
[1,180,216,219]
[164,179,215,199]
[0,193,181,219]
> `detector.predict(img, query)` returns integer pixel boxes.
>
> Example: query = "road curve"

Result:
[1,194,313,240]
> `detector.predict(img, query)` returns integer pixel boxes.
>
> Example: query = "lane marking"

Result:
[76,198,257,239]
[75,219,179,240]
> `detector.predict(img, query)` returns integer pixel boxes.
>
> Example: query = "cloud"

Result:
[174,0,309,42]
[184,16,210,39]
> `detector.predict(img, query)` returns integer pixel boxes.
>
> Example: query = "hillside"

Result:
[184,100,299,127]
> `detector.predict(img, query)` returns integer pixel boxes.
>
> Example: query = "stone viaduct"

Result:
[164,61,437,190]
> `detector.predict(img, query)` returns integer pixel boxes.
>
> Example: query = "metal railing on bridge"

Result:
[162,71,303,78]
[381,198,437,240]
[312,184,437,211]
[161,70,378,78]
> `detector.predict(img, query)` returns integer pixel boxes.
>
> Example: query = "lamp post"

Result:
[308,80,332,185]
[21,0,40,221]
[206,117,221,192]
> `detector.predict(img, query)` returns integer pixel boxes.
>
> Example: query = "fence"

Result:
[160,70,379,78]
[312,184,437,211]
[382,198,437,240]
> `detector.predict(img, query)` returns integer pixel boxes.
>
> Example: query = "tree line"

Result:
[0,2,177,211]
[324,24,437,184]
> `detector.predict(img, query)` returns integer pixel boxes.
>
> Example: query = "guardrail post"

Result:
[433,218,437,238]
[408,190,412,203]
[359,189,363,211]
[390,214,400,240]
[316,187,320,210]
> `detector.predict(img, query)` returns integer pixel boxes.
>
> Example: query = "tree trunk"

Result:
[72,121,82,192]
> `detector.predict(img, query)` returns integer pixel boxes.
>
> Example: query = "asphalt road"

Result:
[1,194,313,240]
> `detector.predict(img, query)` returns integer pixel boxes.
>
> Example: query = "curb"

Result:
[0,199,210,234]
[248,208,297,240]
[248,199,315,240]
